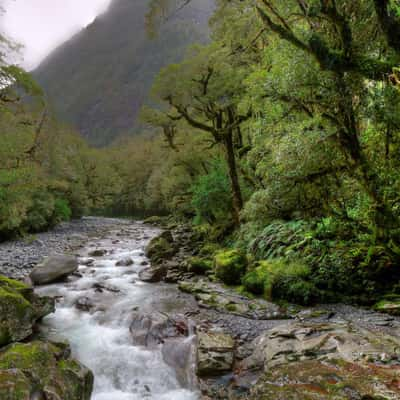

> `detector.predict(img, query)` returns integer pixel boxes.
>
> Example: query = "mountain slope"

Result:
[34,0,213,146]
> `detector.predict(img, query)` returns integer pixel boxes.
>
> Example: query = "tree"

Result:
[145,44,252,225]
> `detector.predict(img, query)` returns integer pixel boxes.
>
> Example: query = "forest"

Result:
[1,0,400,307]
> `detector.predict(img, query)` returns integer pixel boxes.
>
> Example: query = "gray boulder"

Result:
[138,265,167,283]
[129,311,187,347]
[196,332,235,376]
[30,255,78,285]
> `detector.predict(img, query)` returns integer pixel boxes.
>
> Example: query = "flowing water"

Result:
[36,221,199,400]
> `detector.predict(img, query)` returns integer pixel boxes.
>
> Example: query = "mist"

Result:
[1,0,113,70]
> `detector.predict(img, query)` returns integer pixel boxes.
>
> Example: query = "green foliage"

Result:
[52,199,72,224]
[191,160,231,223]
[214,249,247,285]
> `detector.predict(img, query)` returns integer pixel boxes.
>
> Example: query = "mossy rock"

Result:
[0,341,93,400]
[187,257,213,275]
[214,249,247,285]
[0,275,54,348]
[242,261,270,296]
[145,231,176,264]
[198,243,221,258]
[374,296,400,316]
[249,359,400,399]
[143,216,166,226]
[241,260,316,305]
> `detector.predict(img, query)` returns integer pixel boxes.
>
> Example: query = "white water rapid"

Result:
[36,221,199,400]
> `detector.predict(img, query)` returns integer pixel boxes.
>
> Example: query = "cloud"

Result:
[2,0,113,70]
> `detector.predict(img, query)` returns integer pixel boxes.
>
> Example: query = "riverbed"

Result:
[35,221,199,400]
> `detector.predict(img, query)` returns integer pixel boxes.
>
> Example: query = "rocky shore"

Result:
[139,220,400,399]
[1,217,400,399]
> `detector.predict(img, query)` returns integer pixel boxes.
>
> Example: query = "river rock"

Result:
[0,341,93,400]
[75,296,94,312]
[162,336,197,388]
[145,231,177,264]
[30,255,78,285]
[197,332,235,376]
[239,320,400,399]
[129,312,187,347]
[138,265,167,283]
[88,249,107,257]
[116,257,134,266]
[0,275,55,347]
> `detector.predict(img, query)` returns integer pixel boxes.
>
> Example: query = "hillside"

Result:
[33,0,213,146]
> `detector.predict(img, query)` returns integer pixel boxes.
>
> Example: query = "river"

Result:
[35,222,199,400]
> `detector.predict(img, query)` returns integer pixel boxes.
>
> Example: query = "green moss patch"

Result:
[214,249,247,285]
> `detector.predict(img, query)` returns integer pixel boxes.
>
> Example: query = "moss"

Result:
[187,257,213,275]
[0,341,93,400]
[214,249,247,285]
[225,303,237,312]
[145,233,176,263]
[0,369,31,400]
[242,261,270,295]
[198,243,221,257]
[241,260,317,305]
[373,297,400,316]
[0,342,57,371]
[0,276,29,292]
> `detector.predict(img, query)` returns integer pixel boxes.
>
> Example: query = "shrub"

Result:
[52,198,72,224]
[191,160,232,224]
[214,249,247,285]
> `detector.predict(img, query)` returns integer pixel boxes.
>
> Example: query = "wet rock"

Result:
[30,255,78,285]
[92,283,120,293]
[0,341,93,400]
[197,332,235,376]
[129,312,188,347]
[138,266,167,283]
[80,258,95,266]
[75,297,94,312]
[162,335,197,388]
[116,257,134,267]
[88,248,107,257]
[0,275,55,347]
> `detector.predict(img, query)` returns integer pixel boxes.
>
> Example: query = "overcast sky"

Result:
[2,0,113,70]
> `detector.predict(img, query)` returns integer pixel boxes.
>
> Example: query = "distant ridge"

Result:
[34,0,213,146]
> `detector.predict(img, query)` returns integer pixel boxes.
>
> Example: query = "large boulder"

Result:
[248,359,400,400]
[240,321,400,400]
[129,311,187,347]
[138,265,168,283]
[145,231,176,264]
[30,255,78,285]
[0,276,54,347]
[0,341,93,400]
[196,332,235,377]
